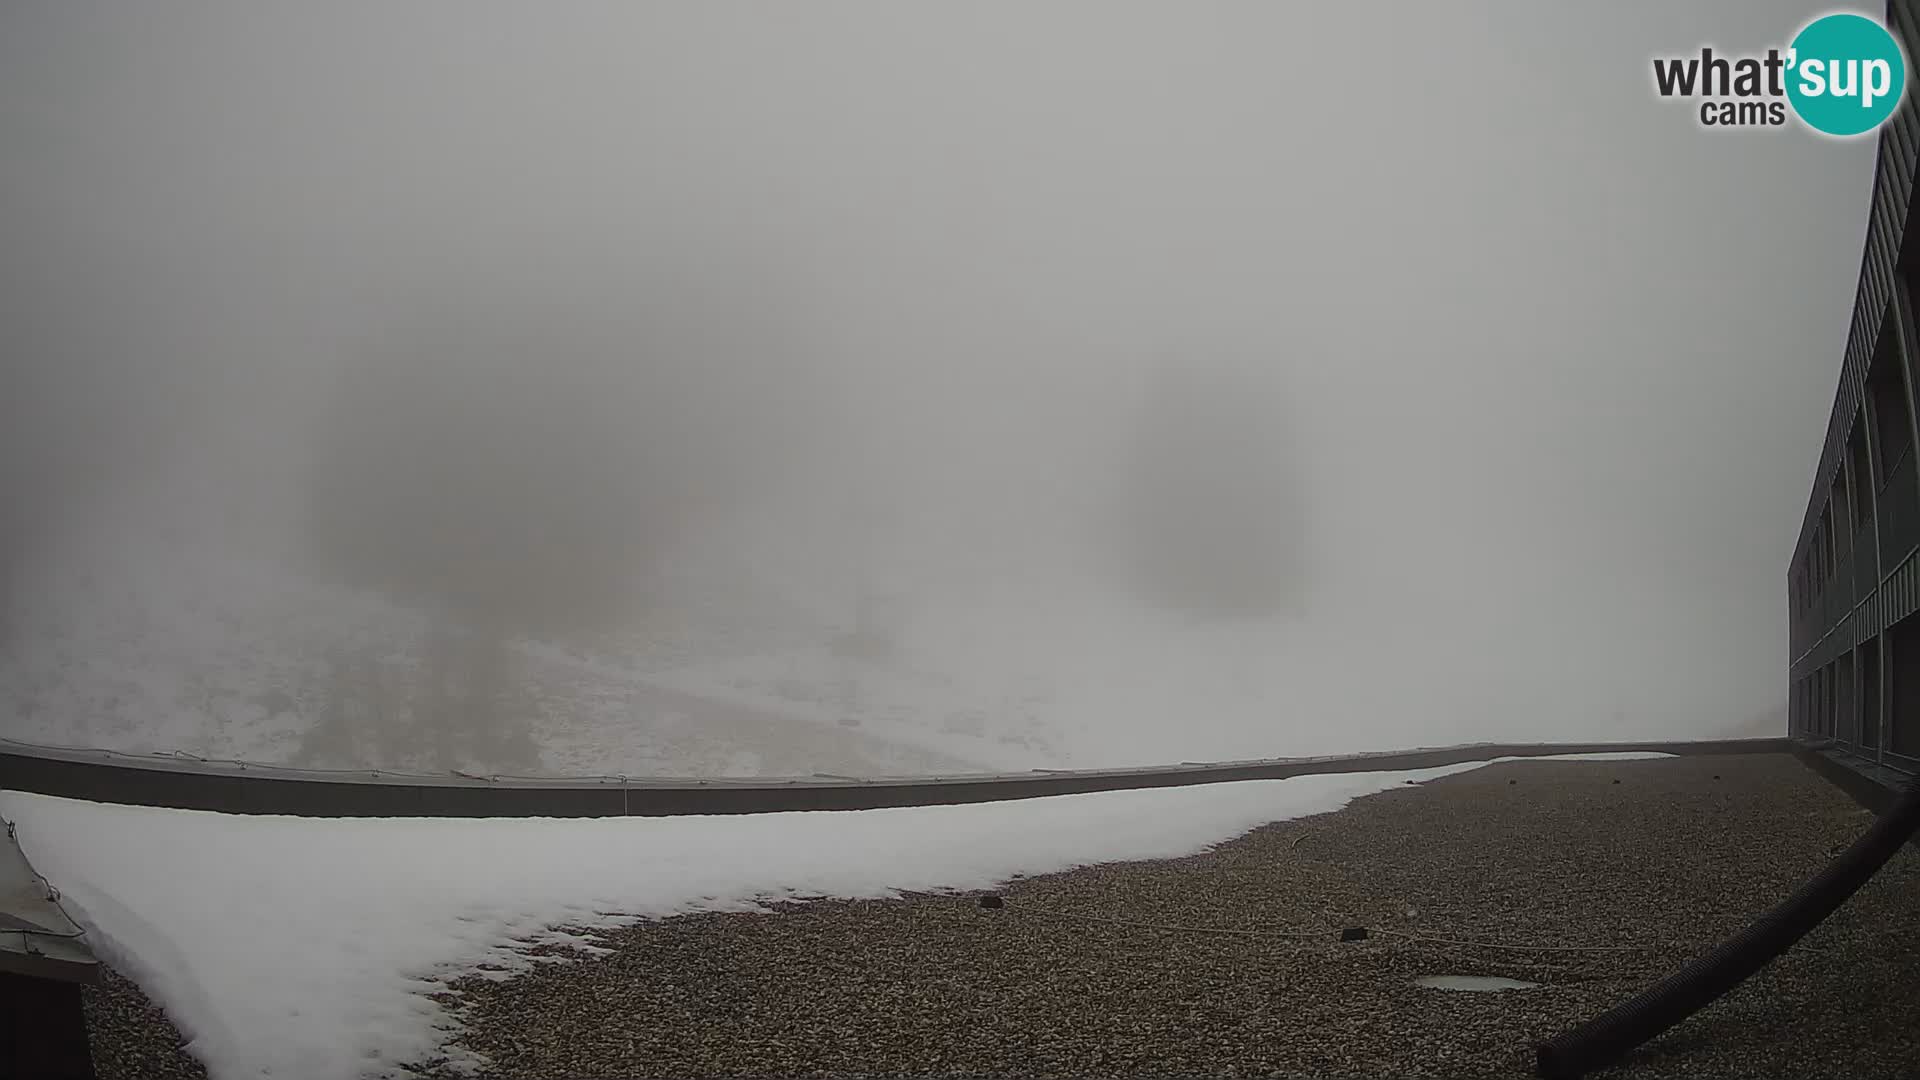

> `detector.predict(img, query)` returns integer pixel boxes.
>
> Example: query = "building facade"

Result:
[1788,0,1920,776]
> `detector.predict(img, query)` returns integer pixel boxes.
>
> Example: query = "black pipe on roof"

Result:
[1535,777,1920,1080]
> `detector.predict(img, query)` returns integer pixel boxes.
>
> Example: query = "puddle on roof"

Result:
[1412,975,1543,992]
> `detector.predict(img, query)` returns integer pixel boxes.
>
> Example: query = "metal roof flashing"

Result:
[0,823,97,984]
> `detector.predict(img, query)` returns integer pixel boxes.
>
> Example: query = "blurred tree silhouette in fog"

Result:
[1120,360,1306,620]
[307,309,686,634]
[0,250,200,657]
[298,281,821,770]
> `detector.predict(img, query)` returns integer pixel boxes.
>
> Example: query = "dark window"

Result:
[1818,513,1834,582]
[1830,664,1842,737]
[1838,654,1856,744]
[1827,661,1838,740]
[1869,337,1914,488]
[1831,476,1852,561]
[1851,424,1875,529]
[1828,505,1840,578]
[1889,615,1920,757]
[1871,317,1920,569]
[1862,641,1882,750]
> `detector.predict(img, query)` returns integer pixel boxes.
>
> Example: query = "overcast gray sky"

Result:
[0,2,1881,757]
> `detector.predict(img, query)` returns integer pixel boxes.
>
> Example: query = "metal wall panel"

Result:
[1789,16,1920,750]
[1793,132,1907,567]
[1879,453,1920,569]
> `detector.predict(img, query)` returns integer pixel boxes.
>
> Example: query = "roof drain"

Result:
[1535,779,1920,1080]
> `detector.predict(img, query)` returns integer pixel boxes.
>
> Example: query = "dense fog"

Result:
[0,2,1876,775]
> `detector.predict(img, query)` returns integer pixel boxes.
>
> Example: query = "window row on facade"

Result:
[1789,278,1920,660]
[1787,0,1920,776]
[1790,615,1920,769]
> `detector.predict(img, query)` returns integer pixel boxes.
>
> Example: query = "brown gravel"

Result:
[81,967,208,1080]
[406,753,1920,1079]
[76,753,1920,1078]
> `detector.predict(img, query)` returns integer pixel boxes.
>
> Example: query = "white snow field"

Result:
[3,531,1660,785]
[2,753,1670,1080]
[1,529,1533,784]
[0,534,1043,779]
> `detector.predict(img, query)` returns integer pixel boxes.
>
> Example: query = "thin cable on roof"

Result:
[1370,927,1653,953]
[1017,906,1329,940]
[1004,901,1654,952]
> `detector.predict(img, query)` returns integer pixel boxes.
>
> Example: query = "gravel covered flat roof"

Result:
[84,752,1920,1079]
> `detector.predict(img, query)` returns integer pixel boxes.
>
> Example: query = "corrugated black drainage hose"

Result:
[1535,780,1920,1079]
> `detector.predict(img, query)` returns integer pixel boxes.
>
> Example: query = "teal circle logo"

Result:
[1787,13,1907,136]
